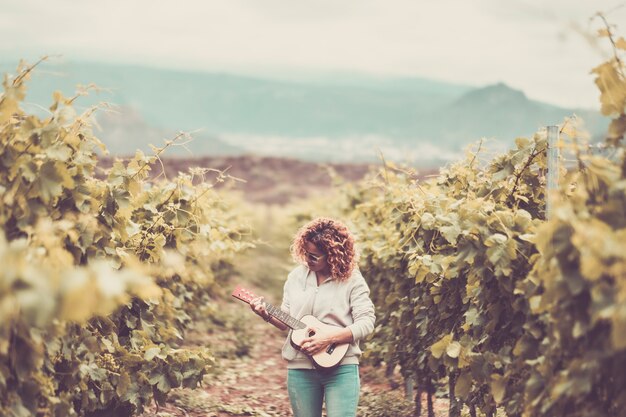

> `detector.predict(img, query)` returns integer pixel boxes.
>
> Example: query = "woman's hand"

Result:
[300,326,332,355]
[301,326,355,355]
[250,296,270,321]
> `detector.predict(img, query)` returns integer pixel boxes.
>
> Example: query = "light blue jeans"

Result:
[287,365,360,417]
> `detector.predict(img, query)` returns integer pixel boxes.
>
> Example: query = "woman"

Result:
[250,217,376,417]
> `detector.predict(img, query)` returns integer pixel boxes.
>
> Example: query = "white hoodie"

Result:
[280,264,376,369]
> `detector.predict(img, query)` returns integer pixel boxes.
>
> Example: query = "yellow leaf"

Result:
[455,371,472,399]
[431,334,452,359]
[608,114,626,142]
[458,348,470,368]
[490,374,506,404]
[52,90,64,103]
[59,270,101,322]
[616,37,626,50]
[446,341,462,358]
[515,137,530,148]
[591,62,626,116]
[415,264,430,283]
[611,304,626,350]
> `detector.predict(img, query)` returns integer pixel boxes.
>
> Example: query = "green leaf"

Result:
[116,372,131,397]
[420,213,435,229]
[144,347,161,361]
[155,375,171,393]
[45,143,73,162]
[36,161,74,203]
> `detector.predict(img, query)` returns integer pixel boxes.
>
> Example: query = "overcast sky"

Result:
[1,0,624,109]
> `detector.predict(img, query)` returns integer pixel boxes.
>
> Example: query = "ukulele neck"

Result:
[264,303,307,330]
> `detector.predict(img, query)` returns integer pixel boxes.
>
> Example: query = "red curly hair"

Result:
[291,217,358,281]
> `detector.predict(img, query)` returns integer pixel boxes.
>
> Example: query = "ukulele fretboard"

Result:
[265,303,307,330]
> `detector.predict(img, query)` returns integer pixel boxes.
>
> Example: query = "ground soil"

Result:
[138,297,449,417]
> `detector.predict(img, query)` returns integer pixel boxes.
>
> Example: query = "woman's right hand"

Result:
[250,296,270,321]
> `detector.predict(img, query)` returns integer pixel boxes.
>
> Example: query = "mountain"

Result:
[421,83,607,146]
[95,106,243,157]
[0,59,609,164]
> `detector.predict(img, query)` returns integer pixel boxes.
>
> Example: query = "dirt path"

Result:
[186,307,294,417]
[134,203,452,416]
[138,298,293,417]
[138,295,450,417]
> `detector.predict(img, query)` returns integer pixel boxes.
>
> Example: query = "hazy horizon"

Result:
[1,0,624,109]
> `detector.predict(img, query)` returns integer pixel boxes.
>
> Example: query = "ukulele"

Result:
[231,285,350,369]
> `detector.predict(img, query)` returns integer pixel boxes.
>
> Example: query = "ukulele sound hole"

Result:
[326,344,336,354]
[308,330,316,337]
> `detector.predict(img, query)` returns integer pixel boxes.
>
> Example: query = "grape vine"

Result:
[0,60,253,417]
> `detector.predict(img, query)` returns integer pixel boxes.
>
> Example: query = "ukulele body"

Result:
[290,315,350,369]
[230,285,350,369]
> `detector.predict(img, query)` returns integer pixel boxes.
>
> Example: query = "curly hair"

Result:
[290,217,359,281]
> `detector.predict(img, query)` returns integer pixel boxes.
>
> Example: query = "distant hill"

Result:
[421,83,607,146]
[0,59,609,164]
[97,155,383,205]
[94,106,243,157]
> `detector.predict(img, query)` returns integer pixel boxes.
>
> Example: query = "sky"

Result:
[1,0,624,109]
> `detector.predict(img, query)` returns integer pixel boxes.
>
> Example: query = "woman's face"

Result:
[303,241,328,272]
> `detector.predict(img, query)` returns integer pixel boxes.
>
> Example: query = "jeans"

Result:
[287,365,360,417]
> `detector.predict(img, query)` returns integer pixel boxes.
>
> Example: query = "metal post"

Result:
[405,376,415,400]
[546,125,559,219]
